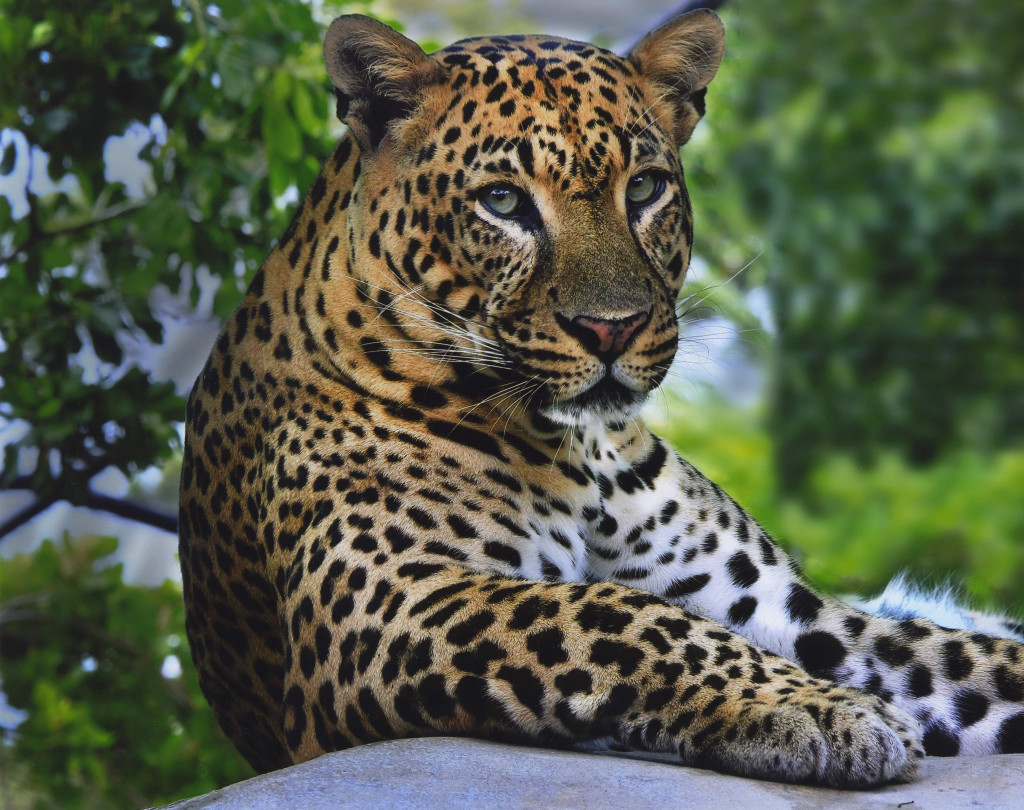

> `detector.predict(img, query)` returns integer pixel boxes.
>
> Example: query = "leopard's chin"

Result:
[540,376,649,427]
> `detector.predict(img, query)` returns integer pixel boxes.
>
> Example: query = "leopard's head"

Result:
[324,11,724,424]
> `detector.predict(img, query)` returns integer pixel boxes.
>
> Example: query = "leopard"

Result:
[178,10,1024,789]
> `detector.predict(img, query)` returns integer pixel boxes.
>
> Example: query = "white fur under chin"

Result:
[847,573,1024,642]
[541,399,646,430]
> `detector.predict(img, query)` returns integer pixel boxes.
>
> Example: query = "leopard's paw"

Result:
[689,687,924,788]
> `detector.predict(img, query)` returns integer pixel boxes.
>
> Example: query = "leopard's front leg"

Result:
[283,552,922,787]
[587,428,1024,756]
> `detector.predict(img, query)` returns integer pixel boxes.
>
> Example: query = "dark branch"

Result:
[0,490,178,541]
[85,492,178,534]
[0,194,150,266]
[0,495,59,540]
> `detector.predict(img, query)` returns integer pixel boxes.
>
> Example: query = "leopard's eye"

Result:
[626,171,666,206]
[481,185,526,217]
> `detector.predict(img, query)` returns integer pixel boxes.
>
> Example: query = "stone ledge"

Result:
[160,738,1024,810]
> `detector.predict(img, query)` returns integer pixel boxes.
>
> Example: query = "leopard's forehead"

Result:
[431,33,640,98]
[421,34,668,187]
[435,33,635,73]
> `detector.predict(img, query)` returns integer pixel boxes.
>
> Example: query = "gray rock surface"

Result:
[160,737,1024,810]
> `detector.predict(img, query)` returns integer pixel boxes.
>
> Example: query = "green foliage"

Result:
[0,0,349,501]
[0,535,252,808]
[2,2,1022,804]
[652,395,1024,614]
[692,1,1024,487]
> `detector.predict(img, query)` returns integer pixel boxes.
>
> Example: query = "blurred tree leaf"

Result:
[0,535,253,808]
[695,1,1024,488]
[0,0,362,510]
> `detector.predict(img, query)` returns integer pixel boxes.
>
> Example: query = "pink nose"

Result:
[562,311,649,360]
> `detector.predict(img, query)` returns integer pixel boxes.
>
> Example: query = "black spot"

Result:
[875,635,914,667]
[794,631,847,677]
[897,620,932,639]
[655,617,692,640]
[411,385,448,409]
[451,639,507,676]
[726,551,759,588]
[589,638,644,677]
[555,669,592,697]
[446,513,477,539]
[446,610,497,647]
[907,664,934,698]
[406,506,437,530]
[485,81,507,104]
[359,336,392,368]
[365,581,392,615]
[404,638,434,677]
[356,627,381,674]
[682,643,708,675]
[632,441,668,489]
[923,724,960,756]
[664,574,710,599]
[408,580,474,616]
[639,627,672,654]
[419,673,457,719]
[396,561,445,581]
[999,712,1024,754]
[455,675,500,721]
[381,591,406,623]
[508,595,559,630]
[486,583,532,604]
[299,645,315,679]
[526,627,570,667]
[942,640,974,681]
[273,334,292,361]
[785,584,823,623]
[384,525,416,554]
[953,690,989,727]
[843,615,867,637]
[483,467,523,493]
[995,664,1024,702]
[425,418,508,460]
[358,687,394,737]
[421,598,468,629]
[283,685,306,750]
[331,594,354,622]
[727,596,757,626]
[394,684,428,728]
[597,683,638,717]
[575,602,633,634]
[483,541,522,568]
[496,665,545,717]
[643,687,675,713]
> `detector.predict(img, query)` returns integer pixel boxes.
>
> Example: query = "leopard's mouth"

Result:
[539,373,649,425]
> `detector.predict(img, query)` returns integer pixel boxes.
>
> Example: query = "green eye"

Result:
[481,185,524,217]
[626,171,665,205]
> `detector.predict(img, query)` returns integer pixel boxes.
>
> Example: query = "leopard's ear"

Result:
[626,9,725,146]
[324,15,446,151]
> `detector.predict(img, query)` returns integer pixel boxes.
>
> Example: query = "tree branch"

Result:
[0,495,59,541]
[85,492,178,534]
[0,489,178,541]
[0,198,151,266]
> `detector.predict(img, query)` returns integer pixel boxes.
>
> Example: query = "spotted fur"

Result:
[179,11,1024,788]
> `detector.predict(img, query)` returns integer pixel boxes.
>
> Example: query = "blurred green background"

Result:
[1,0,1022,806]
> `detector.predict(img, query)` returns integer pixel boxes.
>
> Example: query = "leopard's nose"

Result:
[556,310,650,361]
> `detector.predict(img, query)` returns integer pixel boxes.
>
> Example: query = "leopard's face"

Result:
[343,35,703,424]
